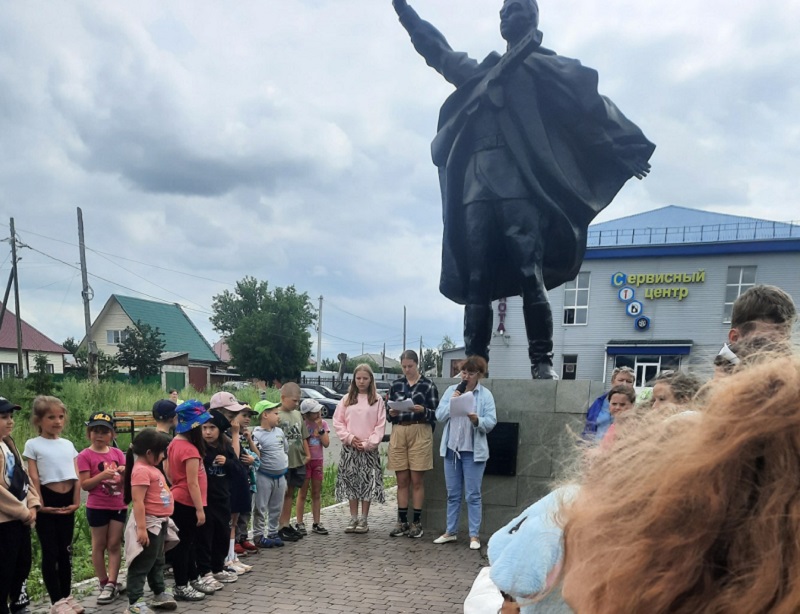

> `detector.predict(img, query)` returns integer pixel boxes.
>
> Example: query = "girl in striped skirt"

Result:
[333,364,386,534]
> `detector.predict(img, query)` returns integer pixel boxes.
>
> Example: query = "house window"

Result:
[0,363,17,379]
[106,329,130,345]
[723,266,756,322]
[562,354,578,380]
[563,272,590,325]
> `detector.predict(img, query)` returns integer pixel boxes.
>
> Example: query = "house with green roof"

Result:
[83,294,223,391]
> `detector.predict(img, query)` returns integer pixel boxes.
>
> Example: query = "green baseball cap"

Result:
[252,400,281,416]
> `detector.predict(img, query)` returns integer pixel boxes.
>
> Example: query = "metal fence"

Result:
[587,220,800,247]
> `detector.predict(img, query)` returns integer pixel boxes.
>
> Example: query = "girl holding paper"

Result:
[433,356,497,550]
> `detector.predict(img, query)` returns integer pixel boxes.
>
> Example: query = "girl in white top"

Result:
[22,396,81,614]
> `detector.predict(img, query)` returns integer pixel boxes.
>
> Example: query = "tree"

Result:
[319,358,340,371]
[27,353,58,395]
[422,348,439,376]
[212,278,315,382]
[62,337,119,380]
[437,335,457,377]
[116,321,165,382]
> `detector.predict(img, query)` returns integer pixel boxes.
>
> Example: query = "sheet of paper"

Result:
[450,392,474,418]
[388,399,415,412]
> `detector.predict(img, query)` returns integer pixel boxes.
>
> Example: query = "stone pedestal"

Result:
[419,378,603,537]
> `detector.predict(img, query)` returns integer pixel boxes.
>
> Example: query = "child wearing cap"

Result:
[251,401,288,548]
[167,401,212,602]
[23,396,82,614]
[0,397,40,614]
[77,412,127,605]
[196,410,240,588]
[295,399,330,536]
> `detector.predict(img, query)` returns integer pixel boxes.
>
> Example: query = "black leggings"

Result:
[170,502,204,587]
[0,520,32,614]
[197,507,230,576]
[35,485,75,604]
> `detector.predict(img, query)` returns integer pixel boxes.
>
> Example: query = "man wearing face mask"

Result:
[393,0,654,379]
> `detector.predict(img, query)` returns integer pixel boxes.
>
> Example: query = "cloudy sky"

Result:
[1,0,798,364]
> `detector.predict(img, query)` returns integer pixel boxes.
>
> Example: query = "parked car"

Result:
[300,388,339,418]
[303,384,343,400]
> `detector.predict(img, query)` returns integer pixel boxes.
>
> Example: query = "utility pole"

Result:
[419,336,423,366]
[382,342,386,376]
[9,219,23,378]
[403,306,407,351]
[317,295,323,373]
[77,208,98,383]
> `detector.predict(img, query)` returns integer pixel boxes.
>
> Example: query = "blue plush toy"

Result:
[486,486,578,613]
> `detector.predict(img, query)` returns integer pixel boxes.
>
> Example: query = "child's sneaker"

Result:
[97,582,119,605]
[408,521,424,538]
[212,570,238,584]
[149,590,178,610]
[240,539,258,553]
[277,526,300,541]
[124,600,154,614]
[268,532,284,547]
[344,517,358,533]
[233,542,246,556]
[173,585,205,602]
[65,596,85,613]
[312,523,329,535]
[295,522,308,536]
[190,575,219,594]
[354,517,369,533]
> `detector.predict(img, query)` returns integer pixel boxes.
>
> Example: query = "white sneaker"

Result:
[470,538,481,550]
[433,533,458,544]
[227,559,252,574]
[212,570,238,584]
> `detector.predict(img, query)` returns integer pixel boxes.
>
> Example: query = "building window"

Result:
[0,363,17,379]
[613,355,681,387]
[106,329,130,345]
[723,265,756,322]
[563,272,590,325]
[562,354,578,380]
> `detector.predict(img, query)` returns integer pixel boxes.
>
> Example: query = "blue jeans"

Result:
[443,449,486,537]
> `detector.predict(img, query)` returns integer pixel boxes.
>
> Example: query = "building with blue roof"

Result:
[442,205,800,384]
[84,294,223,391]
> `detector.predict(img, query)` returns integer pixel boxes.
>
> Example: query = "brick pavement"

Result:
[42,488,485,614]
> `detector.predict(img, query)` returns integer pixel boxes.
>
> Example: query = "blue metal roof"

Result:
[588,206,800,248]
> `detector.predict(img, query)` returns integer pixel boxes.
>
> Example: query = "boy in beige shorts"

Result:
[386,350,440,538]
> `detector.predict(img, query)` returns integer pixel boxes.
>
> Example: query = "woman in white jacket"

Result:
[433,356,497,550]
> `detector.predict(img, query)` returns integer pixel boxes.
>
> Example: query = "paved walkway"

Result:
[42,488,483,614]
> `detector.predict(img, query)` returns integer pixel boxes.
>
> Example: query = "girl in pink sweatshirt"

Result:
[333,364,386,534]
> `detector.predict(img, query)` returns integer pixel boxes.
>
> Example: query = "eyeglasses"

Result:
[460,370,479,376]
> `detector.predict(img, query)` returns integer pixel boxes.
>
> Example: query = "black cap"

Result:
[208,409,231,433]
[152,399,178,421]
[85,411,115,429]
[0,397,21,414]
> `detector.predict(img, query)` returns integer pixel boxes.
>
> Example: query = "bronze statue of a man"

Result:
[393,0,654,378]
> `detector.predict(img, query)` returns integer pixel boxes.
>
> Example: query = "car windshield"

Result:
[302,388,325,399]
[320,386,338,396]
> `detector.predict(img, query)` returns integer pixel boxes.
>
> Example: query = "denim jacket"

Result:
[436,383,497,462]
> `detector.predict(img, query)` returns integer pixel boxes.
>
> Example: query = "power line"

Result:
[326,301,398,331]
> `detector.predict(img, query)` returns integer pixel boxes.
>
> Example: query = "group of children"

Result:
[0,379,350,614]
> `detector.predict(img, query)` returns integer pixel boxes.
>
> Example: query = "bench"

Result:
[113,411,156,437]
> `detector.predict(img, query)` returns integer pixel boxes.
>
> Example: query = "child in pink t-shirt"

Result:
[77,412,126,605]
[124,428,176,613]
[295,399,330,536]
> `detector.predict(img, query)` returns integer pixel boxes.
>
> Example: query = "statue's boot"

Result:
[523,302,557,380]
[464,304,493,362]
